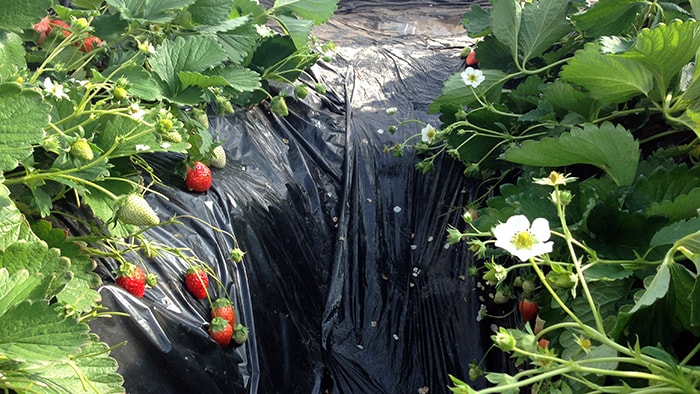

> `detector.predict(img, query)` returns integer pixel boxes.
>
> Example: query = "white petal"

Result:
[530,241,554,257]
[530,218,552,242]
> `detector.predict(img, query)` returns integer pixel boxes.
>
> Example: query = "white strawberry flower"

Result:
[493,215,553,262]
[421,123,437,143]
[43,77,69,100]
[461,67,485,88]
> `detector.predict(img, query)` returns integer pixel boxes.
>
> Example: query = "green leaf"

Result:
[504,122,640,186]
[428,69,507,114]
[150,35,227,94]
[620,20,700,100]
[210,18,257,65]
[651,218,700,247]
[179,71,230,89]
[109,65,162,101]
[0,32,26,80]
[491,0,522,61]
[0,185,24,251]
[543,80,599,121]
[0,240,71,293]
[561,42,654,105]
[0,0,51,32]
[275,13,314,49]
[462,4,492,38]
[647,188,700,221]
[215,65,261,92]
[105,0,197,23]
[80,180,136,238]
[667,263,698,335]
[188,0,235,25]
[19,334,125,394]
[628,263,670,314]
[273,0,339,25]
[0,83,50,172]
[0,300,89,362]
[519,0,572,64]
[572,0,646,37]
[0,269,52,317]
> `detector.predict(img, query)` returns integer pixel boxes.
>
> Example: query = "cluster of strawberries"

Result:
[33,16,103,51]
[115,263,248,347]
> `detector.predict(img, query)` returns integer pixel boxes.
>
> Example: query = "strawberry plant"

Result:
[385,0,700,391]
[0,0,338,391]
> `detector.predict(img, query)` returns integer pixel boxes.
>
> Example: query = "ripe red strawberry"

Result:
[211,297,235,326]
[184,266,208,299]
[78,36,102,52]
[33,17,70,44]
[185,161,212,192]
[208,316,233,347]
[115,262,146,298]
[466,50,478,66]
[518,298,539,323]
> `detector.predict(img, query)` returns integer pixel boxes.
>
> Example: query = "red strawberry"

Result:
[115,262,146,298]
[518,298,539,323]
[211,297,236,326]
[208,316,233,347]
[34,17,70,44]
[185,266,208,299]
[185,161,212,192]
[78,36,103,52]
[466,50,478,66]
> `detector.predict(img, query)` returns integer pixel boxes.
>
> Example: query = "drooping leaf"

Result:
[561,42,654,105]
[0,0,51,32]
[490,0,522,60]
[572,0,646,37]
[105,0,197,23]
[504,122,640,186]
[0,83,50,172]
[0,300,89,362]
[628,263,670,314]
[188,0,235,25]
[519,0,572,64]
[272,0,339,25]
[275,13,314,49]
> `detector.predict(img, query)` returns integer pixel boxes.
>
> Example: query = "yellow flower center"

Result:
[512,231,536,250]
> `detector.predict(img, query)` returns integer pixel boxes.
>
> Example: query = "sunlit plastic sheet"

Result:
[88,1,512,393]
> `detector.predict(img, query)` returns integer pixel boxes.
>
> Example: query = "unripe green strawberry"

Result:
[162,131,182,143]
[314,83,327,94]
[269,95,288,117]
[208,316,233,347]
[112,86,128,101]
[210,145,226,169]
[117,194,160,226]
[184,266,208,299]
[229,247,245,263]
[216,97,235,115]
[192,108,209,129]
[146,273,158,288]
[115,262,146,298]
[70,138,94,161]
[211,297,235,326]
[156,118,174,133]
[232,324,249,345]
[293,84,308,100]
